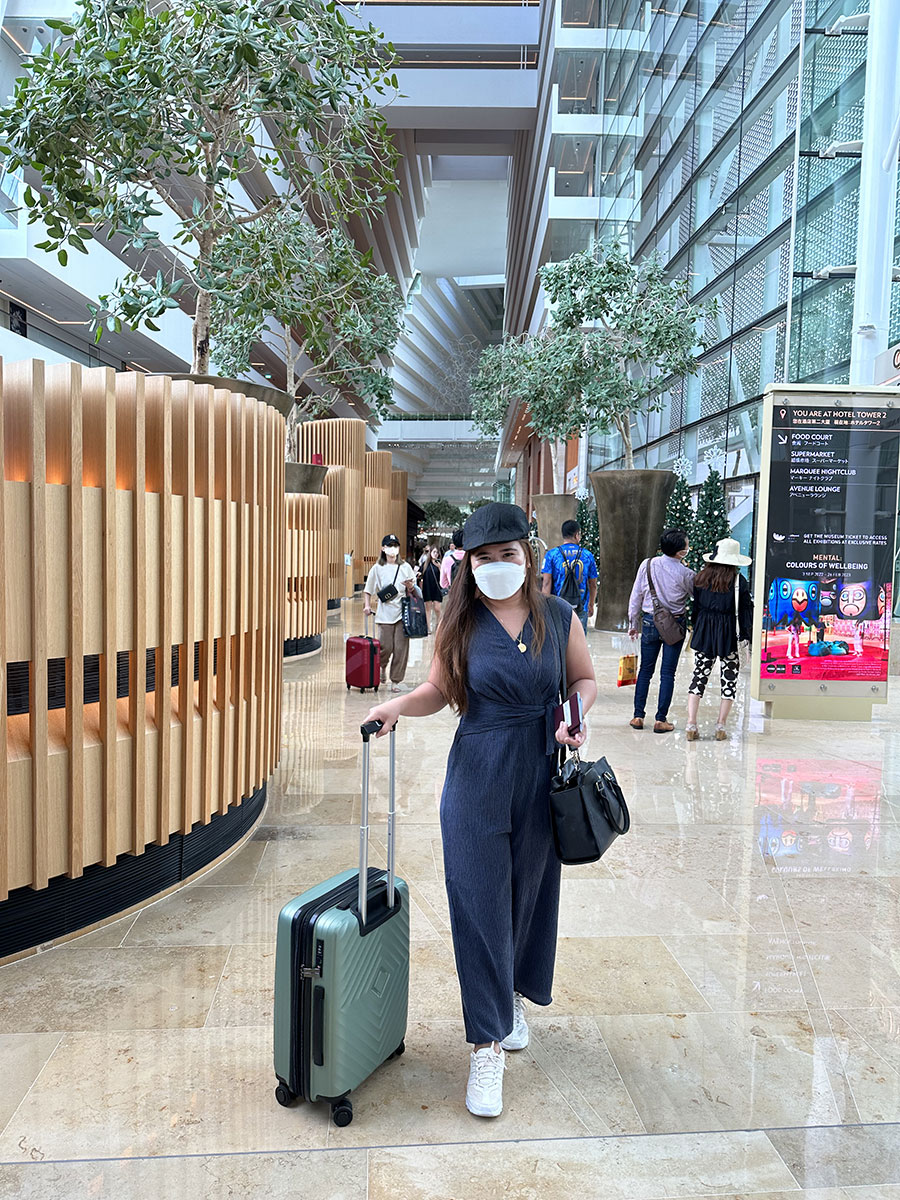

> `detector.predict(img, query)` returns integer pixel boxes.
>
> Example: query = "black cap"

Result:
[462,502,530,551]
[382,534,401,547]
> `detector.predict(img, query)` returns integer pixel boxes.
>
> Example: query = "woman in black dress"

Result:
[420,543,444,632]
[686,537,753,741]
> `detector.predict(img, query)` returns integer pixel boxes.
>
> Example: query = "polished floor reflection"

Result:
[2,600,900,1197]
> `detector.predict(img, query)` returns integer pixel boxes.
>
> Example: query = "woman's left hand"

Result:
[556,719,587,750]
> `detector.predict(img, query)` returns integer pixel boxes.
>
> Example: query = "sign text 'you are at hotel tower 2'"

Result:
[752,385,900,710]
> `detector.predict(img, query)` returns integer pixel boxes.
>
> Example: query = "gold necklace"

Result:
[515,626,527,653]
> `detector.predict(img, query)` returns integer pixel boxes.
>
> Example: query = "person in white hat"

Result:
[685,536,753,741]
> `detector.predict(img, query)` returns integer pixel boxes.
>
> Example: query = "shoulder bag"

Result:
[646,559,684,646]
[545,600,630,865]
[376,564,401,604]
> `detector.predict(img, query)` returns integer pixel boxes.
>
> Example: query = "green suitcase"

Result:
[273,722,409,1127]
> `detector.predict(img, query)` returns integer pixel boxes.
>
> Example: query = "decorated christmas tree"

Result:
[576,493,600,560]
[687,467,731,570]
[662,462,694,542]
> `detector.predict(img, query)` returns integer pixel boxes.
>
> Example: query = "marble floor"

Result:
[2,598,900,1197]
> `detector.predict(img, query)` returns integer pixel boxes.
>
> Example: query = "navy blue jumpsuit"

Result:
[440,595,570,1045]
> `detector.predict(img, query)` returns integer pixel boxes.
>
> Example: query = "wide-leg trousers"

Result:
[440,723,562,1045]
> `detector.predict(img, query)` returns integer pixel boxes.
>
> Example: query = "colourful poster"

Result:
[759,402,900,685]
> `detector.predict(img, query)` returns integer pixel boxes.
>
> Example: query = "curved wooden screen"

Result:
[0,359,285,904]
[363,450,394,576]
[285,494,328,642]
[323,465,352,601]
[391,468,408,550]
[298,419,365,587]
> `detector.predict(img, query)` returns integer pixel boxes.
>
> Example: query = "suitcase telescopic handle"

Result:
[359,721,398,925]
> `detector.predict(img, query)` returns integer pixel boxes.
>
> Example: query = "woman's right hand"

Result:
[363,697,402,736]
[363,604,373,616]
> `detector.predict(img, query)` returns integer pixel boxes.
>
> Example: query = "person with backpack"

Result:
[440,529,466,592]
[627,529,695,733]
[540,520,598,632]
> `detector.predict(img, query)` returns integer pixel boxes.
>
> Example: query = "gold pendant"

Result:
[517,640,527,653]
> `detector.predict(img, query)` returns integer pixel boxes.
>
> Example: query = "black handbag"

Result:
[377,564,401,603]
[546,599,630,865]
[401,591,428,638]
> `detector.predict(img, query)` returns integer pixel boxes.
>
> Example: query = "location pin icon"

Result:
[780,409,786,419]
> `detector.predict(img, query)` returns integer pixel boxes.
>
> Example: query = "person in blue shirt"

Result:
[541,520,598,631]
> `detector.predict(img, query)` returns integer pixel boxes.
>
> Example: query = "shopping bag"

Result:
[401,592,428,638]
[617,653,638,687]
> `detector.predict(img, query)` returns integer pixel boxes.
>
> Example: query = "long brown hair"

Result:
[433,540,547,714]
[695,562,737,592]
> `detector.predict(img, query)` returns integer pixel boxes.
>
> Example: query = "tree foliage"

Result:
[576,494,600,560]
[663,474,694,541]
[470,241,715,472]
[0,0,399,373]
[687,468,731,571]
[422,499,467,531]
[210,215,403,421]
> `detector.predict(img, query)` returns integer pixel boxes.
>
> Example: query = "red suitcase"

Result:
[346,613,381,693]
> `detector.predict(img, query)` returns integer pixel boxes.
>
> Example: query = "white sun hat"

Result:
[703,536,752,568]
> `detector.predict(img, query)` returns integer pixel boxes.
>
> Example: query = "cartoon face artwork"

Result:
[878,586,886,617]
[791,585,809,613]
[839,583,868,618]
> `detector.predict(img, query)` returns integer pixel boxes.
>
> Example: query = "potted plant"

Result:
[0,0,399,379]
[471,241,714,627]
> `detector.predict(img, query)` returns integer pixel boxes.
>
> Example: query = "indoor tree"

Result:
[209,214,404,437]
[0,0,399,373]
[422,499,467,531]
[687,467,731,570]
[471,242,714,483]
[663,461,695,541]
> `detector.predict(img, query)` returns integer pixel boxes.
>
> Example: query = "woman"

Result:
[365,502,596,1118]
[686,536,753,741]
[627,528,695,733]
[363,534,416,692]
[420,544,444,633]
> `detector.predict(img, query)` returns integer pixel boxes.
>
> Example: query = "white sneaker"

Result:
[500,993,529,1051]
[466,1045,505,1117]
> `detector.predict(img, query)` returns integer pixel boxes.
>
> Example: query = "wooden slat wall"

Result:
[363,450,394,577]
[322,465,348,602]
[391,468,408,552]
[285,494,329,640]
[298,419,365,587]
[0,361,284,900]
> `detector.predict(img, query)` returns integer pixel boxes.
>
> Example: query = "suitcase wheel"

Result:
[346,684,350,691]
[331,1100,353,1127]
[394,1040,405,1057]
[274,1084,296,1108]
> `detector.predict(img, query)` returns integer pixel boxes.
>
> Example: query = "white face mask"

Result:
[474,561,526,600]
[384,547,399,560]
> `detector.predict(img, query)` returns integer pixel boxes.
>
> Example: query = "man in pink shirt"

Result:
[440,529,466,591]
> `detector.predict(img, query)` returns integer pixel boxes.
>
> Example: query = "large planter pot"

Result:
[533,493,578,549]
[285,462,328,494]
[590,468,675,630]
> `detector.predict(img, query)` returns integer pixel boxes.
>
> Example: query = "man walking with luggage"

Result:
[541,520,598,632]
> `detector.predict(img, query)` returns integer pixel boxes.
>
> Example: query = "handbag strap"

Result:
[646,559,664,613]
[546,598,568,704]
